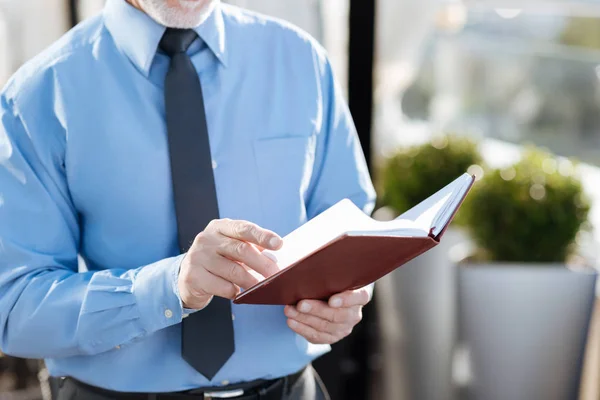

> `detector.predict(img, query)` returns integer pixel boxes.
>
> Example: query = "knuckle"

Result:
[234,222,252,238]
[247,225,260,240]
[254,228,269,244]
[227,263,240,281]
[193,231,207,245]
[189,243,207,259]
[332,310,345,324]
[234,241,248,256]
[256,232,267,246]
[190,285,211,300]
[318,318,330,332]
[206,219,220,231]
[218,239,232,253]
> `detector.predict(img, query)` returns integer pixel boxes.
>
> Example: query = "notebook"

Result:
[233,173,475,305]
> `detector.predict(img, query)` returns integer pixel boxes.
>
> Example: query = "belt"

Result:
[51,367,306,400]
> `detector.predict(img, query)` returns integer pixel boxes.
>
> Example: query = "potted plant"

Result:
[375,134,483,400]
[457,148,597,400]
[380,134,482,218]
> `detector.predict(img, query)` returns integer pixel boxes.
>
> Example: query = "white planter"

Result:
[457,263,597,400]
[377,227,467,400]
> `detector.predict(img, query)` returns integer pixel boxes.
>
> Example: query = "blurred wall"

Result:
[0,8,11,84]
[0,0,69,83]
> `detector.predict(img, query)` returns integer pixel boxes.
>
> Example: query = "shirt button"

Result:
[221,380,230,386]
[164,309,173,319]
[212,160,218,169]
[115,345,121,350]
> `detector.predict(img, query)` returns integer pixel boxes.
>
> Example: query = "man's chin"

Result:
[138,0,217,29]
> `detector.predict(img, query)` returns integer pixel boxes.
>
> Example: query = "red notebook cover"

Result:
[234,175,475,305]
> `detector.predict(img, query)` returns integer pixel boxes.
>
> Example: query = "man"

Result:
[0,0,376,398]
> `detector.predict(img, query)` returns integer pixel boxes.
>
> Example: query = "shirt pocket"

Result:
[253,134,317,236]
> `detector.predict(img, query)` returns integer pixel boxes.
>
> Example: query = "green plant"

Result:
[560,17,600,51]
[462,148,590,263]
[379,134,483,224]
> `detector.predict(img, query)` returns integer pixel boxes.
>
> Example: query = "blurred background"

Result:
[2,0,600,399]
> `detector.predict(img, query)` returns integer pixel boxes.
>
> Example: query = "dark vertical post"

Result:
[348,0,375,169]
[67,0,79,28]
[312,1,378,399]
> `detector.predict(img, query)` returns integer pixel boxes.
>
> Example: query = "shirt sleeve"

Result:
[0,96,185,359]
[306,53,377,221]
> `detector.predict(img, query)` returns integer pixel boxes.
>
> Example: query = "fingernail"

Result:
[289,319,298,328]
[286,307,298,317]
[269,236,282,248]
[299,302,311,313]
[330,297,343,308]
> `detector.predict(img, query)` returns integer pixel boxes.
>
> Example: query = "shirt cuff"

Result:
[182,295,213,318]
[133,254,186,334]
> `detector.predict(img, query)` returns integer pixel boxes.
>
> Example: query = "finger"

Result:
[217,237,280,278]
[284,306,350,335]
[193,267,240,300]
[214,219,283,250]
[204,256,260,290]
[287,319,339,345]
[291,301,362,325]
[329,287,371,308]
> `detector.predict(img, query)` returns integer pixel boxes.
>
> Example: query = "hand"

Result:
[284,287,371,344]
[178,219,283,309]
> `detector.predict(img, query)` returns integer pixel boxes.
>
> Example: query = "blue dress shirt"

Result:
[0,0,375,393]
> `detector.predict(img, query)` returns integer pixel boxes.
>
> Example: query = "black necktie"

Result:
[160,28,234,380]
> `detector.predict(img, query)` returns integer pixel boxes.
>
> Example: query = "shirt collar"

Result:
[103,0,228,77]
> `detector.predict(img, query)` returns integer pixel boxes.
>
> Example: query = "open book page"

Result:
[261,198,429,273]
[342,173,473,237]
[261,173,473,271]
[349,193,451,236]
[262,200,374,270]
[430,173,474,236]
[396,173,474,237]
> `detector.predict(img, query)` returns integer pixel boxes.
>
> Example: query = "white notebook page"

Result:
[262,173,472,270]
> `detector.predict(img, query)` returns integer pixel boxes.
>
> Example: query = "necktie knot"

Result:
[159,28,198,56]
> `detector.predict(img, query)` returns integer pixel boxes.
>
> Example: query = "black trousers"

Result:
[52,366,330,400]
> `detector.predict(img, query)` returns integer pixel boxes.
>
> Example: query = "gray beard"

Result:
[137,0,219,29]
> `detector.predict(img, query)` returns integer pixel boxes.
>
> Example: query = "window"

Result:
[397,2,600,165]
